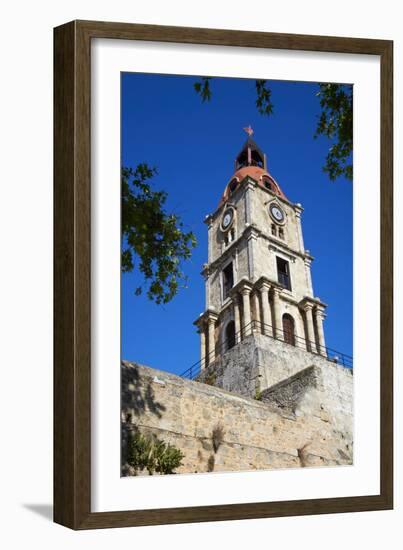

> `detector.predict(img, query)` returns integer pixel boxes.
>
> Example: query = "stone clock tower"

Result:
[194,130,331,396]
[122,129,353,476]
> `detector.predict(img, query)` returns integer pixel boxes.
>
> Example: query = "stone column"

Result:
[244,178,255,225]
[252,292,261,333]
[259,283,273,336]
[206,216,213,263]
[204,272,210,310]
[233,296,241,343]
[246,229,258,283]
[314,308,327,356]
[294,204,305,253]
[241,287,252,336]
[272,287,283,340]
[199,326,206,370]
[207,317,216,364]
[303,256,314,297]
[303,303,316,353]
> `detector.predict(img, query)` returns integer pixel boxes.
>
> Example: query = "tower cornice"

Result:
[230,278,254,296]
[264,233,314,262]
[299,296,328,311]
[255,275,283,292]
[193,308,219,327]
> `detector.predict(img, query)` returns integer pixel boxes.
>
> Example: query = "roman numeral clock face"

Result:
[269,203,285,223]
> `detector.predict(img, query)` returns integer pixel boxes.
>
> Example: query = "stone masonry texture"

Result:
[121,354,353,476]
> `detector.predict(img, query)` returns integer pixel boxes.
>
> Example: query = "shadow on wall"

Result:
[122,361,166,419]
[260,365,321,415]
[121,361,168,475]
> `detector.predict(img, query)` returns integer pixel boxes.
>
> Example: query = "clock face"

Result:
[269,203,285,223]
[221,208,234,230]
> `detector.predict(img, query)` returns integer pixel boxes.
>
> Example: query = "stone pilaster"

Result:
[302,303,316,352]
[252,291,261,332]
[233,295,241,343]
[230,279,253,338]
[241,287,252,336]
[294,203,305,253]
[199,326,206,370]
[259,282,273,337]
[201,265,211,310]
[205,215,214,263]
[243,177,256,225]
[272,286,283,340]
[245,227,259,283]
[207,316,216,364]
[303,255,314,297]
[194,310,219,366]
[246,233,255,281]
[314,307,327,356]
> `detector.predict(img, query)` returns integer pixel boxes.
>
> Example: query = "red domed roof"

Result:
[218,165,287,208]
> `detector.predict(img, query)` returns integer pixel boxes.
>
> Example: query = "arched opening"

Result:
[264,178,274,191]
[264,177,283,197]
[229,178,238,193]
[225,320,236,351]
[282,314,295,346]
[251,149,263,167]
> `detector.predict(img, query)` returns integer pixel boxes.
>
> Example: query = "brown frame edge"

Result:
[54,19,393,530]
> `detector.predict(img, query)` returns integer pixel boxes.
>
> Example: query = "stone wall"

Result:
[198,332,353,399]
[121,359,353,476]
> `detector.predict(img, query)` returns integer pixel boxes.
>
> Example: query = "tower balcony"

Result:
[181,318,352,399]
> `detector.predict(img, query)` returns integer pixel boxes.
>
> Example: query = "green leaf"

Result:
[193,77,212,103]
[122,163,197,304]
[314,83,353,181]
[255,80,274,117]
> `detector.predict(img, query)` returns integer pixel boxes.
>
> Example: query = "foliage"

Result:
[193,77,212,102]
[122,164,197,304]
[193,78,353,182]
[207,454,215,472]
[314,83,353,181]
[212,423,225,453]
[127,430,185,475]
[254,389,262,401]
[255,79,274,116]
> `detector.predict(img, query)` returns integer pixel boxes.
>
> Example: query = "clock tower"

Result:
[194,130,329,396]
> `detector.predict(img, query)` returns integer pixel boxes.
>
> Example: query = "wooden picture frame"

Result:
[54,20,393,529]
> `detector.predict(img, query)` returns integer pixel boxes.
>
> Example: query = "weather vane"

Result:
[243,125,254,136]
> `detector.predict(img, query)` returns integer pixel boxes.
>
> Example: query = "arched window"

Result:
[282,314,295,346]
[225,320,236,351]
[229,179,238,193]
[222,262,234,300]
[264,179,273,191]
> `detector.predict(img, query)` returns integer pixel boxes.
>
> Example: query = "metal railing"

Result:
[179,319,353,381]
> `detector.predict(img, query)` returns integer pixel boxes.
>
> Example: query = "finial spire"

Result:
[235,128,267,171]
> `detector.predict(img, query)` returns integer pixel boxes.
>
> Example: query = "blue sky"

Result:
[121,73,353,375]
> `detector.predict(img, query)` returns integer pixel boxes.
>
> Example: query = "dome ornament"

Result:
[243,125,254,136]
